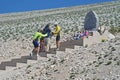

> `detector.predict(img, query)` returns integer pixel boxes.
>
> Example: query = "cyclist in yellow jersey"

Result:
[52,23,61,50]
[32,30,47,56]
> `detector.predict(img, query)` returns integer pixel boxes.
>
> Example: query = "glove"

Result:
[51,32,54,36]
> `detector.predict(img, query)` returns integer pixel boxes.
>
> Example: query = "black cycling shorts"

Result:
[56,35,60,41]
[33,40,40,48]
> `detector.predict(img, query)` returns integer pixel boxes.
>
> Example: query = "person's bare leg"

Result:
[58,41,60,49]
[56,41,58,48]
[32,48,35,53]
[33,48,37,53]
[32,47,39,59]
[46,38,50,52]
[37,47,40,54]
[33,47,39,54]
[44,46,47,51]
[31,48,35,56]
[31,48,37,57]
[37,47,40,58]
[44,41,47,52]
[45,44,50,52]
[47,44,49,52]
[56,41,60,50]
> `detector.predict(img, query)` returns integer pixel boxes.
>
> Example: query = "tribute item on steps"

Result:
[84,11,99,31]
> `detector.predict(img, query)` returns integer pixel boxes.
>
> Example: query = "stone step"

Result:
[0,56,21,64]
[11,58,27,64]
[0,61,16,69]
[56,51,65,54]
[39,52,47,57]
[5,66,17,71]
[49,48,56,54]
[16,63,27,68]
[0,56,21,70]
[0,54,32,70]
[65,48,74,53]
[60,38,83,51]
[3,57,46,71]
[0,64,6,70]
[74,45,81,50]
[60,42,74,51]
[0,53,31,70]
[27,59,38,65]
[6,61,36,71]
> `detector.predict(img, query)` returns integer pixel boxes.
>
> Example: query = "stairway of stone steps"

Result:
[60,38,83,51]
[0,38,83,73]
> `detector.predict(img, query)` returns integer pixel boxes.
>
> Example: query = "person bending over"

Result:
[32,29,47,56]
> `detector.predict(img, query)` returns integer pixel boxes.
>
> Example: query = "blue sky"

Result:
[0,0,114,14]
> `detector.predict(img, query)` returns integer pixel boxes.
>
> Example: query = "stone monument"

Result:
[83,11,115,47]
[84,11,99,31]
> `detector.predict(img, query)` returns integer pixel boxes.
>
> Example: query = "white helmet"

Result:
[54,22,58,26]
[54,22,58,25]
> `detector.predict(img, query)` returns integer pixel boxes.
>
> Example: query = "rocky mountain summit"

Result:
[0,0,120,59]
